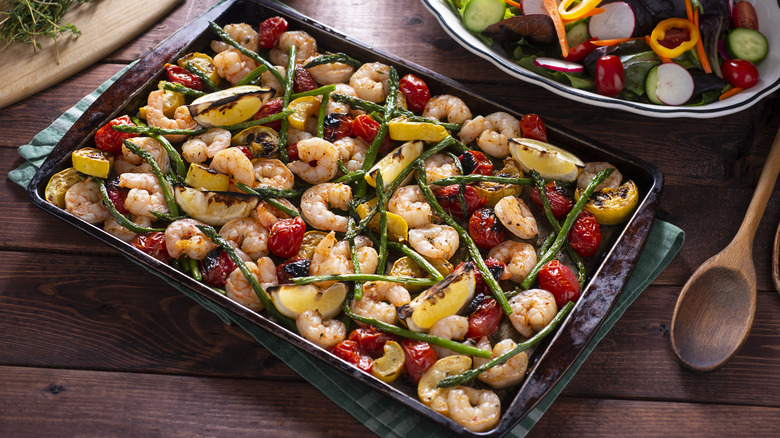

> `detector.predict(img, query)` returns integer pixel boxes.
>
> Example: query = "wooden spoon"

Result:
[671,127,780,372]
[773,221,780,294]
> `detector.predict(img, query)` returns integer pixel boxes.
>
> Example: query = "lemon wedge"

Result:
[173,184,258,226]
[287,96,321,130]
[508,138,584,182]
[188,85,274,127]
[268,282,348,319]
[371,340,405,383]
[184,163,229,191]
[365,140,423,188]
[398,263,476,332]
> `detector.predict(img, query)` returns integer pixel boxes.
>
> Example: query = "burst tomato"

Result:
[529,181,573,220]
[276,258,311,284]
[286,143,300,161]
[253,97,284,131]
[293,65,318,93]
[200,248,238,287]
[330,340,373,373]
[268,217,306,258]
[520,113,548,142]
[568,211,601,257]
[465,296,503,340]
[459,258,507,297]
[459,150,493,176]
[348,326,398,358]
[398,73,431,113]
[257,16,288,49]
[131,232,171,264]
[94,115,138,155]
[323,113,353,142]
[105,179,128,215]
[164,64,203,90]
[538,260,581,308]
[400,339,437,383]
[352,114,394,153]
[468,208,506,250]
[434,184,487,221]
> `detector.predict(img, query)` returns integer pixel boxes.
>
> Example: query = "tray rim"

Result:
[26,0,664,436]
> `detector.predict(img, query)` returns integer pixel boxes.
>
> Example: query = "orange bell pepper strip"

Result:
[544,0,569,58]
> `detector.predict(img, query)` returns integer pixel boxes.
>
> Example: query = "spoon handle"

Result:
[734,127,780,247]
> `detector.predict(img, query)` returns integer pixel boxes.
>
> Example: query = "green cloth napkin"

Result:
[9,67,684,438]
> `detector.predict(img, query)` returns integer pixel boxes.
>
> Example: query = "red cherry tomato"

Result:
[352,114,394,154]
[595,55,625,97]
[434,184,487,221]
[106,185,129,215]
[732,1,758,30]
[323,113,353,142]
[236,145,252,160]
[293,65,318,93]
[268,217,306,258]
[400,339,437,383]
[330,340,373,373]
[164,64,203,90]
[131,232,171,264]
[459,258,507,297]
[253,97,284,131]
[721,59,760,89]
[348,326,398,358]
[398,73,431,113]
[529,181,573,220]
[94,115,138,155]
[538,260,581,308]
[201,248,238,288]
[567,211,601,257]
[465,296,503,340]
[286,143,300,161]
[257,16,288,49]
[468,208,506,250]
[563,37,598,63]
[520,113,548,142]
[459,150,493,176]
[276,258,311,284]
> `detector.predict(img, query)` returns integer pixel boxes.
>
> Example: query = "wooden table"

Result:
[2,1,779,436]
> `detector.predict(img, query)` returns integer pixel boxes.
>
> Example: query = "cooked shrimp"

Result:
[349,62,391,103]
[146,90,197,141]
[422,94,472,125]
[214,48,260,85]
[326,83,360,115]
[296,309,346,350]
[225,258,277,312]
[299,182,351,232]
[211,23,258,53]
[286,127,313,144]
[333,137,368,173]
[577,161,622,192]
[351,280,410,325]
[424,153,460,183]
[253,199,299,229]
[164,218,215,260]
[253,158,295,189]
[387,185,433,228]
[181,128,231,164]
[428,315,469,358]
[64,178,109,224]
[487,241,537,283]
[210,147,255,187]
[219,216,269,261]
[494,196,538,240]
[287,137,340,184]
[103,215,152,242]
[305,55,355,85]
[311,232,378,286]
[459,112,521,158]
[473,337,528,389]
[408,224,459,260]
[115,137,170,174]
[260,65,286,98]
[116,173,169,219]
[269,30,317,66]
[446,387,501,433]
[508,288,558,337]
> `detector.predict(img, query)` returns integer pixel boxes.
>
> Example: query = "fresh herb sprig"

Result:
[0,0,96,58]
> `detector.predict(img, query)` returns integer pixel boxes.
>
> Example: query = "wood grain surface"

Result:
[1,0,780,437]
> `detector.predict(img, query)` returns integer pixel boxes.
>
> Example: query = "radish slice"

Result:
[648,63,694,106]
[521,0,561,15]
[534,57,584,73]
[588,2,636,40]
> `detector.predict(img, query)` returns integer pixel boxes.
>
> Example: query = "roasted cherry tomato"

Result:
[257,16,288,49]
[398,73,431,113]
[131,232,171,264]
[529,181,574,220]
[94,115,138,155]
[567,211,601,257]
[164,63,203,90]
[459,150,493,176]
[468,208,506,250]
[721,59,760,89]
[106,186,128,215]
[331,340,374,373]
[348,326,398,358]
[200,248,238,287]
[352,114,395,153]
[434,184,487,221]
[253,97,284,131]
[563,37,598,63]
[465,296,503,340]
[293,65,318,93]
[286,143,300,161]
[400,339,437,383]
[538,260,581,308]
[520,113,548,142]
[323,113,353,142]
[236,145,252,160]
[732,1,758,30]
[268,217,306,258]
[595,55,625,97]
[276,258,311,284]
[459,258,507,297]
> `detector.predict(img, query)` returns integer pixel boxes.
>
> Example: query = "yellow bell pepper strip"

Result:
[544,0,569,58]
[563,7,604,24]
[647,18,700,60]
[558,0,602,21]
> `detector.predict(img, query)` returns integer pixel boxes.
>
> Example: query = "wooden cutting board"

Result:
[0,0,181,109]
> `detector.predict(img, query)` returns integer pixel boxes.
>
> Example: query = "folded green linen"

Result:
[9,65,684,438]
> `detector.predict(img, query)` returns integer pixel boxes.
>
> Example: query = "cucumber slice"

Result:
[566,21,590,48]
[462,0,506,33]
[726,28,769,64]
[645,65,662,104]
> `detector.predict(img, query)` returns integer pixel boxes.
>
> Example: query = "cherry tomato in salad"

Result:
[459,150,493,176]
[323,113,353,142]
[164,64,203,90]
[435,184,487,221]
[131,232,171,264]
[400,339,437,383]
[520,113,548,142]
[529,181,573,220]
[330,340,373,373]
[538,260,581,308]
[465,296,503,340]
[276,258,311,284]
[563,37,598,63]
[348,326,398,358]
[200,248,238,287]
[268,217,306,258]
[595,55,625,97]
[468,207,506,250]
[293,65,318,93]
[732,1,758,30]
[94,115,138,155]
[398,73,431,113]
[721,59,760,89]
[567,211,601,257]
[257,16,288,49]
[253,97,284,131]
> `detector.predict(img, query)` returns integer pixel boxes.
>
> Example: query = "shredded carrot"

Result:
[504,0,523,8]
[544,0,569,58]
[562,7,605,23]
[591,37,642,47]
[719,87,744,100]
[693,9,712,73]
[684,0,694,21]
